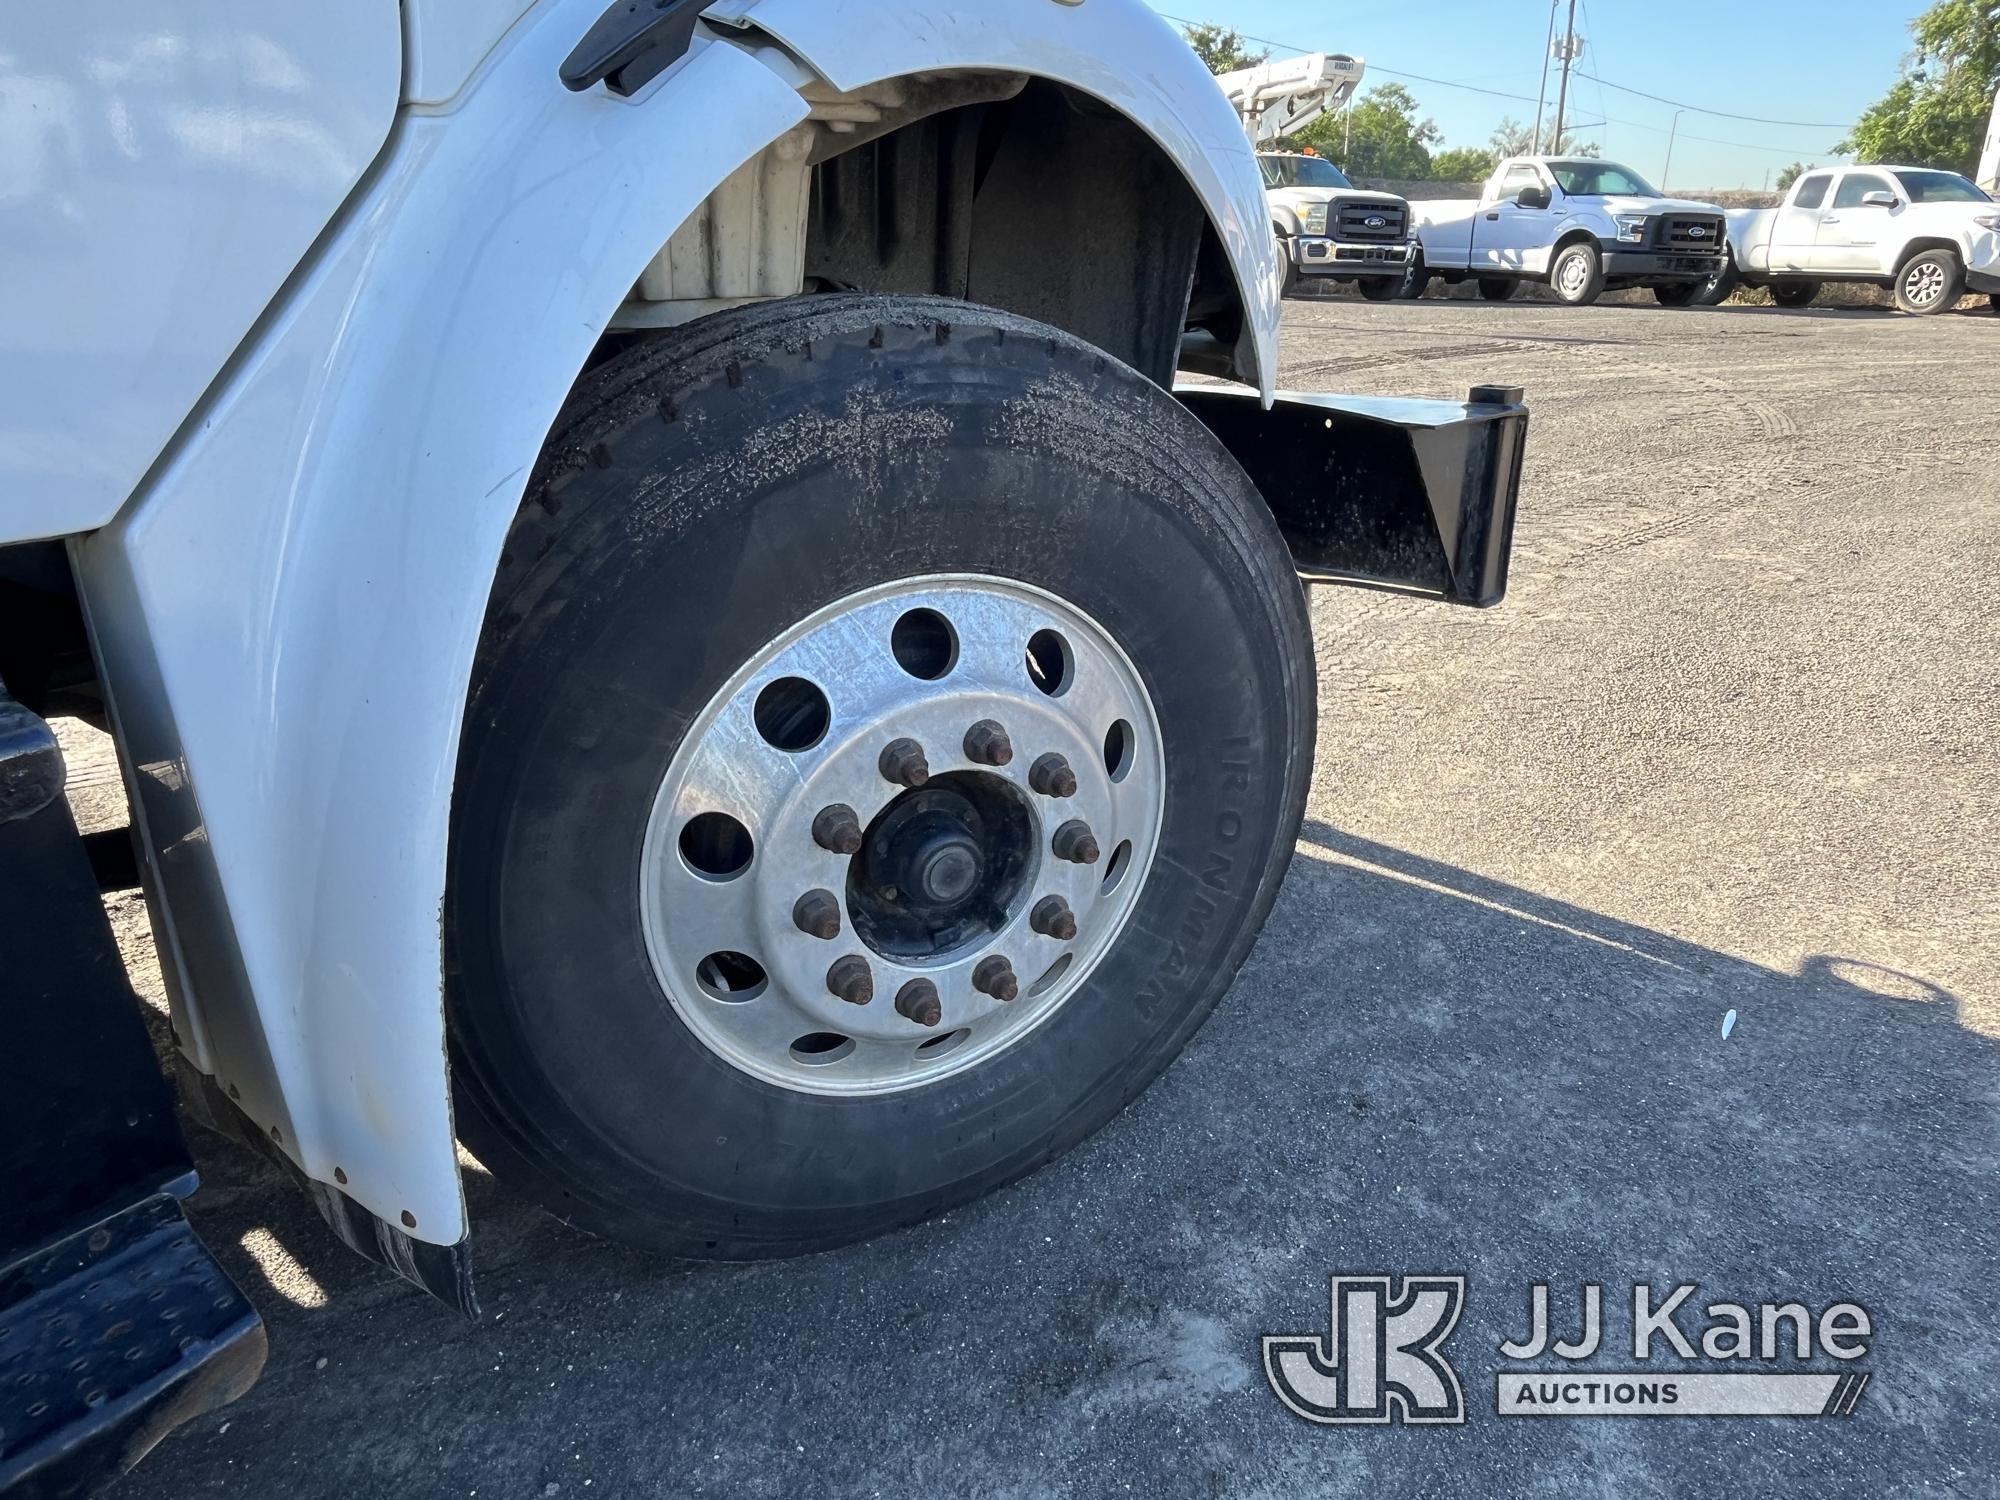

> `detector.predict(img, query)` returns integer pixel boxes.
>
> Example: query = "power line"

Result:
[1572,71,1846,130]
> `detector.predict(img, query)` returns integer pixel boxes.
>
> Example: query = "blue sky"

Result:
[1148,0,1924,189]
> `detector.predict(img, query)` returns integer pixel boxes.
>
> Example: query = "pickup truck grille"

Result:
[1657,214,1725,253]
[1335,203,1407,241]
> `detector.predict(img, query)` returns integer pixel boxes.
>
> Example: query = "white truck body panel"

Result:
[0,1,402,544]
[1725,166,2000,286]
[53,0,1288,1248]
[401,0,540,105]
[1980,86,1999,195]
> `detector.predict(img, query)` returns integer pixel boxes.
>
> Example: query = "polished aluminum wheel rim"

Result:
[1905,262,1946,307]
[640,575,1164,1096]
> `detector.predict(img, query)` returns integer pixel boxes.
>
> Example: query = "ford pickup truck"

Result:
[1713,165,2000,314]
[1211,54,1415,298]
[1259,151,1416,298]
[1410,156,1729,307]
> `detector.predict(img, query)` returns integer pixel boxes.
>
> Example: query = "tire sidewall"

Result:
[1895,249,1964,316]
[449,307,1312,1253]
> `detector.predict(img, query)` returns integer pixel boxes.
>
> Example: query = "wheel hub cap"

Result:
[639,576,1164,1096]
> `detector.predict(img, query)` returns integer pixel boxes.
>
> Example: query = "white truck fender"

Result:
[71,0,1285,1279]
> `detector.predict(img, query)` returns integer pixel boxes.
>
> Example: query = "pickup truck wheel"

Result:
[1548,241,1606,306]
[1395,252,1430,300]
[1893,249,1964,315]
[1696,252,1740,306]
[446,294,1316,1257]
[1477,278,1516,302]
[1652,283,1702,308]
[1358,277,1398,301]
[1769,281,1820,309]
[1278,232,1302,296]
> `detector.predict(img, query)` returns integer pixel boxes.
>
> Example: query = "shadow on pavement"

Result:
[146,823,1998,1498]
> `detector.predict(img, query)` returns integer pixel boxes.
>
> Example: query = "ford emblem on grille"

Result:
[1365,216,1386,228]
[1687,226,1708,237]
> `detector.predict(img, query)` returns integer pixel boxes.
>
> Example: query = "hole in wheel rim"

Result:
[679,812,753,880]
[1100,839,1133,895]
[1103,719,1134,782]
[1026,629,1072,696]
[789,1032,855,1066]
[695,951,767,1003]
[890,608,958,680]
[753,676,830,751]
[915,1028,970,1060]
[1027,952,1073,998]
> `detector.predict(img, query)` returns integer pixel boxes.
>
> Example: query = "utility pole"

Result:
[1532,0,1560,154]
[1551,0,1580,153]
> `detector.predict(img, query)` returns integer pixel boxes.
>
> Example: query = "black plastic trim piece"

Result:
[560,0,706,97]
[1178,385,1528,608]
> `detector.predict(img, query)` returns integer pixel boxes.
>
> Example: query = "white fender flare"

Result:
[74,0,1281,1259]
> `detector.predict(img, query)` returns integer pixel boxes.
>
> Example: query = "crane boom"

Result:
[1213,53,1366,146]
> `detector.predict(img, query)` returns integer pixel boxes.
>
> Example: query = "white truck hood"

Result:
[1576,194,1725,217]
[1268,185,1408,211]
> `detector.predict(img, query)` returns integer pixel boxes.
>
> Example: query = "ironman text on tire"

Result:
[446,296,1316,1257]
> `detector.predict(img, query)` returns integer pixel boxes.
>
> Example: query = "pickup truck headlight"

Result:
[1615,214,1648,244]
[1975,213,2000,232]
[1302,205,1329,235]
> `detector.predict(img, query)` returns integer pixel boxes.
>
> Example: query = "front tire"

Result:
[1395,251,1430,300]
[1548,241,1606,306]
[447,296,1317,1257]
[1770,281,1820,309]
[1477,278,1516,302]
[1893,248,1964,315]
[1358,277,1398,302]
[1653,282,1703,308]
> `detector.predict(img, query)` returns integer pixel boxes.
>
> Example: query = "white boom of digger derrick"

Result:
[1213,53,1367,146]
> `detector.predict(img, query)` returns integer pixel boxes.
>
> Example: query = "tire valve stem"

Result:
[973,955,1019,1002]
[1031,896,1078,941]
[812,803,865,855]
[1051,820,1100,865]
[793,889,842,940]
[896,978,943,1028]
[826,955,874,1006]
[879,738,931,788]
[1029,753,1078,798]
[963,720,1014,767]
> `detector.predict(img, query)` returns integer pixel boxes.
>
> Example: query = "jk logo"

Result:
[1263,1275,1467,1425]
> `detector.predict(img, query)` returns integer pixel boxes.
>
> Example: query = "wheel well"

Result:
[1895,237,1961,270]
[1553,228,1598,255]
[603,74,1244,391]
[802,77,1232,387]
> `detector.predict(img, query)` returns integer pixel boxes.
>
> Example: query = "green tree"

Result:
[1432,146,1499,182]
[1287,83,1441,180]
[1182,23,1266,75]
[1490,116,1599,158]
[1775,161,1818,191]
[1840,1,1999,173]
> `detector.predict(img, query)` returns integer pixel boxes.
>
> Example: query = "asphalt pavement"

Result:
[105,291,2000,1498]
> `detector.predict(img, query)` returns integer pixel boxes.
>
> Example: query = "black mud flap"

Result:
[0,687,266,1497]
[1177,385,1528,607]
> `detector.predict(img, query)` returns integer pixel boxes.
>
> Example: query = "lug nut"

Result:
[973,955,1020,1001]
[895,978,943,1028]
[813,803,864,855]
[793,889,842,940]
[1031,895,1078,941]
[1029,752,1078,798]
[1051,820,1100,865]
[879,737,930,788]
[963,719,1014,767]
[826,955,873,1006]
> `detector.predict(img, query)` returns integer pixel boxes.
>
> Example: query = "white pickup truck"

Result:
[1715,165,2000,315]
[1213,55,1415,298]
[1410,156,1729,307]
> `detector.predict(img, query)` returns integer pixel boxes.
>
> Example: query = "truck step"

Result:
[0,1192,265,1499]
